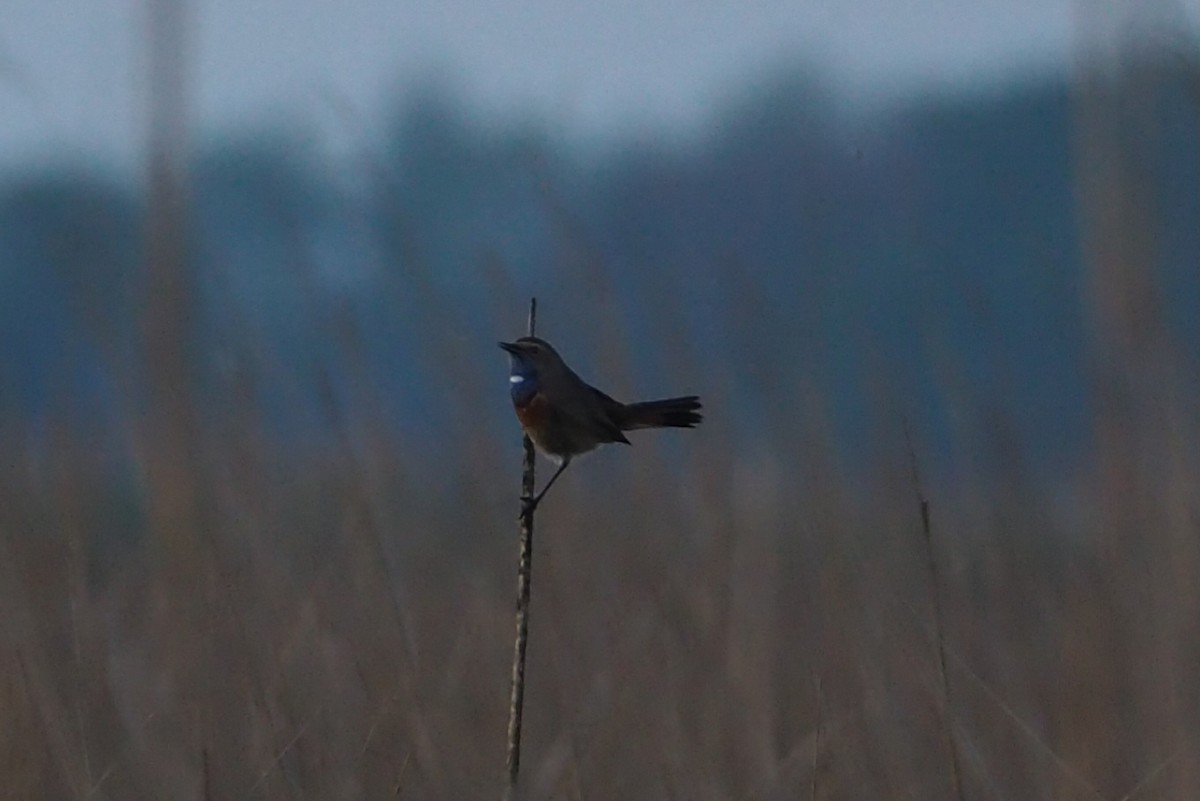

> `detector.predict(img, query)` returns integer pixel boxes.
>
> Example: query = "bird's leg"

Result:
[521,458,571,515]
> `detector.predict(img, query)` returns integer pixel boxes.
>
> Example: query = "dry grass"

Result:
[1,11,1198,800]
[3,270,1198,801]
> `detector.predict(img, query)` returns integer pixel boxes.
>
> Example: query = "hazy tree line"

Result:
[1,63,1196,472]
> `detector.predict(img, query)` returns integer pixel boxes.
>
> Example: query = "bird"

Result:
[499,336,702,512]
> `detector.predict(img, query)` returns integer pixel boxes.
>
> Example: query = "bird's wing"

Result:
[586,385,631,444]
[543,363,631,445]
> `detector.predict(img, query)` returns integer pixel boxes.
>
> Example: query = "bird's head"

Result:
[499,337,562,400]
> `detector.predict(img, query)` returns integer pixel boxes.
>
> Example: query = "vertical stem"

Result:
[142,0,198,560]
[809,672,823,801]
[504,297,538,800]
[904,423,966,801]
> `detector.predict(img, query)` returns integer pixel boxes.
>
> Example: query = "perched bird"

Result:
[500,336,702,511]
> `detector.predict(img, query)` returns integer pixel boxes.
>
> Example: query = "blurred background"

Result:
[2,1,1199,798]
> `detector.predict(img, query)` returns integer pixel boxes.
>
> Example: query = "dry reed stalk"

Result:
[504,296,538,800]
[905,423,966,801]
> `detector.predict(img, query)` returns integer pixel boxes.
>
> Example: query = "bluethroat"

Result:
[500,336,702,511]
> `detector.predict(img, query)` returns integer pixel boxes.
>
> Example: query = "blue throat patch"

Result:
[509,360,539,405]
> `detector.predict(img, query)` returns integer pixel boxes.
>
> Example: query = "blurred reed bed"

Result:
[4,215,1199,801]
[2,16,1200,801]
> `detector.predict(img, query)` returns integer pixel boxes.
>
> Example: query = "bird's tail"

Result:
[618,396,703,430]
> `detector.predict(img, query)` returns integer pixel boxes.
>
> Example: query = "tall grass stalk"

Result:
[504,297,538,800]
[905,423,966,801]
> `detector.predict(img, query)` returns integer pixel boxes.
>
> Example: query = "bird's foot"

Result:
[519,493,542,518]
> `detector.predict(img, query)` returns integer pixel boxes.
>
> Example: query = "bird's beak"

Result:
[498,341,521,355]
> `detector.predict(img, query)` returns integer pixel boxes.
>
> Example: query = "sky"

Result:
[0,0,1176,174]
